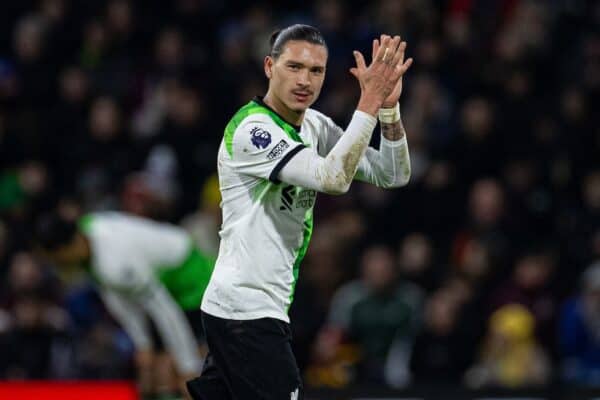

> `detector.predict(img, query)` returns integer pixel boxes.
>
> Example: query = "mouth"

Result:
[292,91,312,103]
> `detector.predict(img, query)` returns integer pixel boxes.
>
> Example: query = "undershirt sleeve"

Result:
[277,111,378,194]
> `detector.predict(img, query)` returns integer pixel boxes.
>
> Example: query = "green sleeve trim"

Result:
[224,100,305,158]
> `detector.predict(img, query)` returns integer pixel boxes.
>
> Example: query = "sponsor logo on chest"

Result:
[280,185,316,211]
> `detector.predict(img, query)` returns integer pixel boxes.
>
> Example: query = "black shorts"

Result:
[186,311,303,400]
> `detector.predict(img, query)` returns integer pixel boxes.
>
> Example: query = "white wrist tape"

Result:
[378,102,401,124]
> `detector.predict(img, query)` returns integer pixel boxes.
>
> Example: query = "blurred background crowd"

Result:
[0,0,599,392]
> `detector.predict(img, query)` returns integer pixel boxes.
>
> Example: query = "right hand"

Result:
[350,35,413,116]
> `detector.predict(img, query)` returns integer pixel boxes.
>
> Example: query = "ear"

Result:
[264,56,274,79]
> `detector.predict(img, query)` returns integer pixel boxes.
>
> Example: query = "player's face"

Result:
[266,40,327,113]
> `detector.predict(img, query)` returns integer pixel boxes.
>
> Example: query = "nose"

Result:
[296,69,310,87]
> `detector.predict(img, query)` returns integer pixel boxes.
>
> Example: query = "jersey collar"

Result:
[252,96,302,132]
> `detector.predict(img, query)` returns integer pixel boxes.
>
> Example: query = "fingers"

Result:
[380,36,401,66]
[379,36,402,80]
[374,35,392,63]
[382,47,390,63]
[353,50,367,72]
[390,41,406,70]
[387,40,413,79]
[398,57,414,74]
[374,34,389,62]
[372,39,379,62]
[389,36,402,61]
[368,34,413,78]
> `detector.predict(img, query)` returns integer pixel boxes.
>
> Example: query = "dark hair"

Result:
[269,24,327,59]
[34,212,78,251]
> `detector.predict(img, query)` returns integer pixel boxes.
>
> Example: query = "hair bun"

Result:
[269,29,282,48]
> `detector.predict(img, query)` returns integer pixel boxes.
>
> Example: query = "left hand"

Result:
[373,35,412,108]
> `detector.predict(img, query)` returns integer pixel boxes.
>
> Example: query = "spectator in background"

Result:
[12,13,53,111]
[0,253,71,380]
[0,161,49,219]
[452,236,493,293]
[490,248,557,351]
[452,178,511,283]
[0,161,51,265]
[466,303,551,389]
[150,83,216,218]
[73,96,139,210]
[501,156,554,242]
[79,19,109,71]
[410,286,476,385]
[448,97,501,185]
[397,232,438,292]
[121,142,180,221]
[1,252,58,304]
[559,260,600,386]
[314,245,423,388]
[0,293,72,380]
[560,170,600,280]
[348,245,422,387]
[47,66,90,193]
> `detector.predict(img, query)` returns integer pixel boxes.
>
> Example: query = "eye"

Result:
[289,64,301,71]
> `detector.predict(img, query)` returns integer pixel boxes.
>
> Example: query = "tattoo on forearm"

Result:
[381,120,405,141]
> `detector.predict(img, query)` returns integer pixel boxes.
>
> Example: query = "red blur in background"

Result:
[0,381,138,400]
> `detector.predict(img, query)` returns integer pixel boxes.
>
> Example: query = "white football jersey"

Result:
[202,97,348,322]
[80,212,192,292]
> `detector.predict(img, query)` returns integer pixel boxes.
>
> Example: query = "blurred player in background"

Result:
[187,24,413,399]
[34,211,215,400]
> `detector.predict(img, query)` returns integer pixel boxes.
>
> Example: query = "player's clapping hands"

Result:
[351,35,413,115]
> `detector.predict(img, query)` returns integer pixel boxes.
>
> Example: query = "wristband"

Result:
[378,102,401,124]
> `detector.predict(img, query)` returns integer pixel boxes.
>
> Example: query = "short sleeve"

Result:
[228,115,306,183]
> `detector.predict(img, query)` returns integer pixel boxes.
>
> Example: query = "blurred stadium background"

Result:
[0,0,599,399]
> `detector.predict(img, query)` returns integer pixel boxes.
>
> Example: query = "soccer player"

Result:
[34,211,215,399]
[187,25,413,399]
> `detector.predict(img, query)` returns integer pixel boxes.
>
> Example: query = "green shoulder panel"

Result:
[224,100,304,157]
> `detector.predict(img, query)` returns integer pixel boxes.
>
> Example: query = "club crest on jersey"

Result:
[250,127,272,149]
